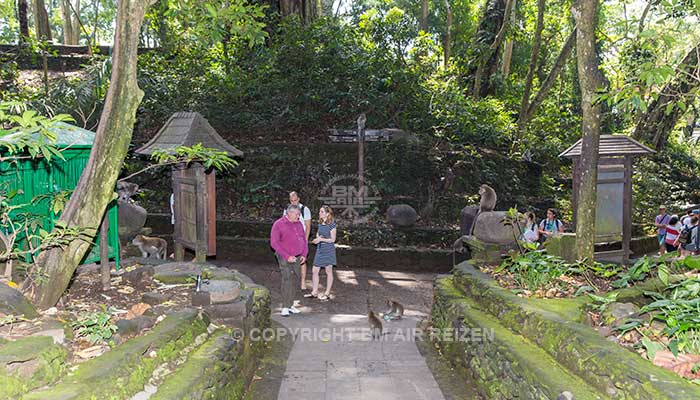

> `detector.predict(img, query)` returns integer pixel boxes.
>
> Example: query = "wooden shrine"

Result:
[135,112,243,261]
[560,135,654,263]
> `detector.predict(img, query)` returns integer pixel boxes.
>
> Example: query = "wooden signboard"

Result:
[172,163,216,261]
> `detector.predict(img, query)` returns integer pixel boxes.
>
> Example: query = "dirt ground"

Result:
[211,258,438,317]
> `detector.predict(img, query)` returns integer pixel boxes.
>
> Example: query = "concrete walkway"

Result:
[216,261,450,399]
[273,313,445,400]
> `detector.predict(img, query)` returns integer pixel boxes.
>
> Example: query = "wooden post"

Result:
[572,156,580,232]
[357,114,366,192]
[172,165,184,261]
[623,156,633,263]
[194,163,207,263]
[100,211,110,291]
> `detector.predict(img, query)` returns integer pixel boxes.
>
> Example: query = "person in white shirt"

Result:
[283,191,312,290]
[521,212,539,245]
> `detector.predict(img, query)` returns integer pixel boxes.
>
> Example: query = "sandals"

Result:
[303,292,333,300]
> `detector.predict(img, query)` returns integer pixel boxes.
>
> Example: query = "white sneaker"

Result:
[289,306,301,314]
[281,308,290,317]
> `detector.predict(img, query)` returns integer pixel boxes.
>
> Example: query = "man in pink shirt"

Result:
[270,204,308,316]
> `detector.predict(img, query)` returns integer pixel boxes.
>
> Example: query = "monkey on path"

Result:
[132,234,167,259]
[368,310,383,340]
[384,299,404,320]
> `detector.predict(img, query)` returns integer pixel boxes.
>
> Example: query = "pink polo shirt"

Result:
[270,216,308,260]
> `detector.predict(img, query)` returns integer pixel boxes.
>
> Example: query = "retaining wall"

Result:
[431,262,700,399]
[4,269,270,400]
[145,214,459,272]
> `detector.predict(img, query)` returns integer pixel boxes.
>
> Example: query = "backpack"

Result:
[679,225,694,244]
[538,219,561,244]
[683,225,700,250]
[539,219,561,232]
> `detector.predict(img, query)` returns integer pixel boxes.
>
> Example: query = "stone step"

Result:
[433,277,605,399]
[22,309,208,400]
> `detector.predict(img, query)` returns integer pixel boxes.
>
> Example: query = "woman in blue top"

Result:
[306,205,337,301]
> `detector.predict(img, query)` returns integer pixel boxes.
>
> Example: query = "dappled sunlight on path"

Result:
[273,313,445,400]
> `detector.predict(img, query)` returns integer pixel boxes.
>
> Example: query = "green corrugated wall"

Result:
[0,148,120,267]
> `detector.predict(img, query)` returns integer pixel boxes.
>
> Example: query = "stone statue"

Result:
[116,180,147,242]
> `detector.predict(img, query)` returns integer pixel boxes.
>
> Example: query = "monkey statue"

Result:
[117,181,139,204]
[470,184,497,235]
[132,234,167,259]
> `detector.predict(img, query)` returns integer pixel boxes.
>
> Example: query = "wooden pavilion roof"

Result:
[135,112,243,157]
[559,135,654,158]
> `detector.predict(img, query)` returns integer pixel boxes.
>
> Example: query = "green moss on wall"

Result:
[0,336,67,399]
[446,262,700,398]
[23,309,208,400]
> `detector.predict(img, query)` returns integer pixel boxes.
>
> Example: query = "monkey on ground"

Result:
[368,310,383,340]
[384,299,404,320]
[470,184,497,235]
[132,234,167,259]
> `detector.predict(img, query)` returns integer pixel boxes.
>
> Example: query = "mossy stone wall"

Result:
[18,269,272,400]
[431,262,700,399]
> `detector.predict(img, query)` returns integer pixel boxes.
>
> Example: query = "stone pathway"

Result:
[273,313,445,400]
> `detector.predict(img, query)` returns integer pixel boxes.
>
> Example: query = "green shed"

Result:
[0,122,120,267]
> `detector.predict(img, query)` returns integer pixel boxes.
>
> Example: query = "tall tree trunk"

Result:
[33,0,52,41]
[520,28,576,125]
[444,0,451,67]
[61,0,75,44]
[472,0,512,97]
[517,0,544,131]
[500,0,517,76]
[18,0,30,41]
[26,0,152,309]
[421,0,428,32]
[153,0,169,49]
[633,44,700,151]
[279,0,318,23]
[572,0,604,263]
[71,0,81,45]
[91,0,99,46]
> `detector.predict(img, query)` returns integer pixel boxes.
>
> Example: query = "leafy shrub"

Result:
[612,255,670,288]
[642,277,700,355]
[495,250,570,291]
[71,307,117,345]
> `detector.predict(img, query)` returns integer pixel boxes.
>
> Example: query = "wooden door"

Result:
[172,163,216,261]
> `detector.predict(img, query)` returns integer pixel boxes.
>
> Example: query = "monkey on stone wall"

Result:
[478,184,497,212]
[470,184,497,235]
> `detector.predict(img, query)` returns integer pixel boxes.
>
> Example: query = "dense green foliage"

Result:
[1,0,700,227]
[71,307,118,345]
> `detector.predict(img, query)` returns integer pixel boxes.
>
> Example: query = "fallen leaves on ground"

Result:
[653,351,700,379]
[125,303,151,319]
[75,345,109,360]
